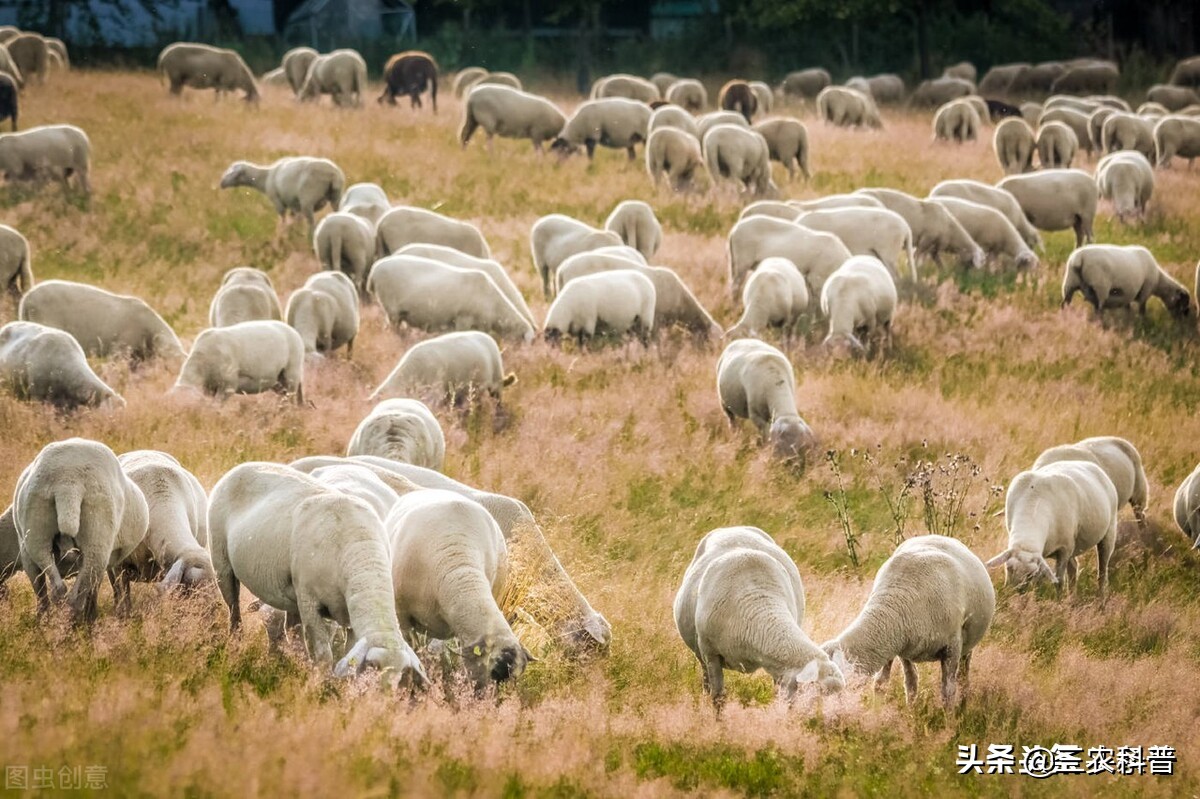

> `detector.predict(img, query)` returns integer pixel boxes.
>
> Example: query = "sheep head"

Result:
[562,611,612,652]
[219,162,252,189]
[769,415,817,465]
[549,138,580,160]
[461,636,534,688]
[985,548,1056,589]
[334,636,429,691]
[783,654,845,698]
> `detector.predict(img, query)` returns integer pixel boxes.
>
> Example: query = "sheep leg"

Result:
[1097,534,1115,602]
[956,650,972,710]
[67,557,103,626]
[626,145,637,161]
[901,659,919,704]
[108,566,133,617]
[704,657,725,710]
[1065,558,1078,594]
[298,595,335,669]
[873,658,894,693]
[940,637,963,709]
[263,606,289,653]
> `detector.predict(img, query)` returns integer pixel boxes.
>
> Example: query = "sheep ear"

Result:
[583,615,609,645]
[985,550,1013,569]
[160,559,185,589]
[334,638,371,678]
[1037,558,1058,584]
[797,659,820,683]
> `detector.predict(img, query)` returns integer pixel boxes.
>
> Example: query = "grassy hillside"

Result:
[1,70,1199,797]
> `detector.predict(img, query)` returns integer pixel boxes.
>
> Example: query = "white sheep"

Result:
[375,205,491,259]
[703,124,776,196]
[820,255,898,356]
[822,535,995,709]
[453,67,488,97]
[0,321,122,409]
[1153,115,1200,167]
[219,157,345,233]
[0,124,90,194]
[337,181,390,224]
[780,68,831,100]
[928,196,1038,271]
[665,79,707,112]
[208,273,281,327]
[285,271,359,356]
[395,243,535,327]
[19,279,184,361]
[716,338,816,461]
[927,179,1043,251]
[648,104,700,137]
[752,117,810,180]
[816,86,882,129]
[1061,243,1191,318]
[459,84,567,154]
[543,269,656,346]
[697,111,749,141]
[795,207,916,280]
[593,73,660,103]
[987,460,1118,599]
[1032,436,1148,526]
[347,398,445,470]
[281,46,318,95]
[911,76,974,107]
[157,42,258,102]
[604,200,662,258]
[993,117,1035,174]
[1148,83,1200,111]
[1038,106,1093,156]
[530,214,623,299]
[726,257,810,339]
[0,224,32,298]
[307,463,405,522]
[1172,464,1200,549]
[790,194,884,212]
[297,49,367,107]
[727,214,852,299]
[996,169,1098,247]
[1095,150,1154,222]
[551,97,651,160]
[173,320,305,403]
[313,212,376,293]
[1088,106,1117,150]
[645,127,705,193]
[13,438,148,622]
[855,188,984,269]
[1036,120,1078,168]
[370,331,514,403]
[207,462,428,683]
[933,98,981,143]
[750,81,774,114]
[1101,112,1155,160]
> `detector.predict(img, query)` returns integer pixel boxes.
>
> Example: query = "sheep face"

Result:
[1163,285,1192,318]
[462,637,532,688]
[822,332,866,359]
[334,637,430,689]
[219,162,252,189]
[783,655,845,697]
[1015,251,1039,271]
[549,138,580,160]
[562,612,612,652]
[987,548,1056,589]
[769,416,817,464]
[160,555,215,590]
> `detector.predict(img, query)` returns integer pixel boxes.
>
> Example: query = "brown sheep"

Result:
[719,80,758,123]
[379,51,439,113]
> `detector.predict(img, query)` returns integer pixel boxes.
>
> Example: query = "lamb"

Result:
[1095,150,1154,221]
[822,535,995,709]
[928,197,1038,271]
[993,117,1035,174]
[605,200,662,258]
[665,79,707,113]
[19,280,184,361]
[0,124,90,194]
[0,223,31,297]
[346,398,445,469]
[0,73,16,131]
[370,331,514,403]
[5,33,46,86]
[1061,244,1191,318]
[219,157,344,234]
[928,179,1044,251]
[1036,120,1078,168]
[453,67,488,97]
[987,460,1118,599]
[281,46,318,95]
[530,214,623,298]
[459,85,567,154]
[285,271,359,355]
[1032,436,1148,526]
[752,117,810,180]
[207,462,428,684]
[0,321,122,409]
[157,42,258,102]
[854,188,984,269]
[1038,107,1093,156]
[718,80,758,122]
[996,169,1098,247]
[338,181,390,224]
[386,489,532,688]
[551,98,651,160]
[593,74,660,104]
[1051,63,1119,95]
[208,271,281,327]
[645,127,705,193]
[116,450,212,590]
[1101,113,1156,160]
[1147,84,1200,112]
[820,256,898,356]
[910,77,974,108]
[367,255,535,342]
[378,50,438,111]
[13,438,148,623]
[780,68,831,100]
[702,124,776,197]
[375,206,490,259]
[726,257,810,340]
[543,270,656,346]
[313,212,376,293]
[716,338,817,462]
[816,86,882,129]
[697,111,749,141]
[678,531,843,706]
[1153,115,1200,167]
[173,321,305,403]
[794,207,916,280]
[1172,464,1200,549]
[648,104,700,138]
[727,214,853,298]
[297,49,367,107]
[395,243,535,327]
[933,99,981,143]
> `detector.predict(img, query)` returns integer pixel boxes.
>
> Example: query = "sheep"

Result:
[0,45,22,88]
[375,205,490,259]
[823,535,995,709]
[543,270,656,346]
[1020,102,1042,126]
[297,49,367,107]
[650,72,679,95]
[0,73,16,131]
[1053,62,1121,95]
[1147,84,1199,112]
[1173,464,1200,549]
[371,331,514,404]
[1088,106,1117,151]
[820,256,898,356]
[338,181,390,224]
[1153,115,1200,167]
[718,80,757,122]
[752,118,810,181]
[157,42,258,102]
[1038,106,1093,155]
[453,67,488,97]
[605,200,662,258]
[1035,120,1078,169]
[261,67,288,87]
[286,271,359,356]
[13,438,148,623]
[474,71,522,90]
[1062,244,1191,318]
[281,46,318,95]
[116,450,212,591]
[928,197,1038,271]
[594,74,660,104]
[1171,56,1200,88]
[551,97,652,161]
[395,243,535,327]
[648,104,699,138]
[985,98,1023,123]
[933,99,981,143]
[725,257,809,340]
[928,179,1044,251]
[347,398,444,469]
[1137,101,1170,118]
[175,320,305,403]
[697,111,749,141]
[459,85,567,154]
[386,489,532,689]
[978,62,1029,96]
[993,117,1035,174]
[702,124,776,197]
[795,207,916,280]
[0,321,122,409]
[996,169,1098,247]
[864,74,905,104]
[816,86,882,129]
[0,124,90,194]
[207,462,428,684]
[962,95,990,125]
[727,214,853,299]
[645,127,705,193]
[680,539,843,706]
[6,32,47,85]
[1102,113,1156,160]
[780,68,831,100]
[1007,61,1065,94]
[313,212,376,293]
[854,188,984,269]
[739,200,801,222]
[19,280,184,362]
[1095,150,1154,221]
[45,37,68,71]
[208,273,281,328]
[716,338,817,462]
[943,61,977,83]
[665,79,707,113]
[368,255,535,343]
[379,50,438,111]
[910,77,974,108]
[0,223,30,297]
[1033,437,1148,526]
[790,194,884,212]
[220,157,343,235]
[530,214,623,299]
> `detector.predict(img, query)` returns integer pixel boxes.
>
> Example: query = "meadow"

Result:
[2,68,1200,797]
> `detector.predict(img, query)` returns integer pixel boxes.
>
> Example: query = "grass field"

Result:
[2,69,1200,798]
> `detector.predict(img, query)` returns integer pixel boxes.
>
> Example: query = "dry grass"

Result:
[1,69,1200,797]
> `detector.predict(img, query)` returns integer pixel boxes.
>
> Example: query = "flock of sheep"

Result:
[2,32,1200,709]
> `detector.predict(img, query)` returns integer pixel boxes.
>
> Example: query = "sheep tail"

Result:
[54,484,83,537]
[327,227,343,275]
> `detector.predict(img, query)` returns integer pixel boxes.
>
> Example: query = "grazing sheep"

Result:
[718,80,758,122]
[307,464,403,523]
[1062,244,1190,318]
[1038,107,1093,157]
[371,331,513,403]
[298,49,367,107]
[544,270,656,346]
[716,339,816,461]
[1173,464,1200,549]
[725,257,810,340]
[697,111,750,141]
[313,212,375,293]
[997,169,1097,247]
[367,255,534,342]
[286,271,359,355]
[6,32,47,85]
[0,124,90,194]
[1170,56,1200,89]
[208,276,281,327]
[453,67,488,97]
[1153,115,1200,167]
[1137,102,1170,118]
[650,72,679,95]
[795,207,916,280]
[45,37,68,71]
[175,321,305,403]
[823,535,995,709]
[0,73,16,131]
[855,188,984,269]
[649,104,699,137]
[1020,102,1042,125]
[646,127,705,193]
[157,43,258,102]
[820,256,898,355]
[1095,150,1154,221]
[1147,84,1199,112]
[594,74,660,104]
[530,214,623,299]
[1051,63,1119,96]
[1102,113,1155,160]
[605,200,662,258]
[474,71,521,90]
[219,157,344,233]
[0,223,30,297]
[281,46,318,95]
[375,206,490,259]
[459,85,567,155]
[13,438,148,622]
[666,79,707,112]
[928,197,1038,270]
[780,68,831,100]
[1088,106,1117,151]
[395,243,534,327]
[0,321,122,409]
[1085,94,1130,112]
[987,460,1117,598]
[551,98,651,161]
[864,74,905,104]
[910,77,974,108]
[753,118,810,180]
[816,86,882,129]
[943,61,977,83]
[347,398,444,469]
[739,200,801,222]
[1037,120,1078,168]
[727,214,852,298]
[1009,61,1065,95]
[261,67,287,87]
[790,194,884,212]
[933,99,981,143]
[978,63,1030,96]
[750,81,773,114]
[386,489,532,688]
[208,462,428,683]
[993,117,1035,174]
[928,179,1043,251]
[338,181,389,223]
[379,50,438,111]
[1033,437,1148,525]
[703,124,776,196]
[19,280,184,361]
